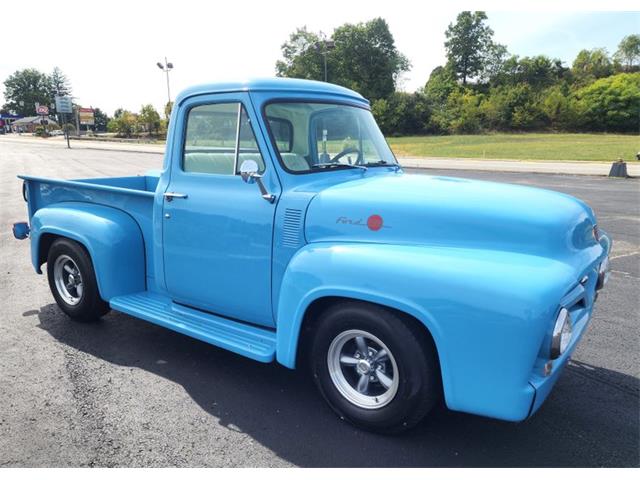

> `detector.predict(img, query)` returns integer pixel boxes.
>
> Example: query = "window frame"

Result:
[182,101,265,176]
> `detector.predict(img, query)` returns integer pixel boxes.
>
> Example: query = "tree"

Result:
[572,48,613,83]
[139,104,161,134]
[614,34,640,71]
[164,101,174,119]
[92,108,110,132]
[2,68,52,116]
[514,55,567,89]
[572,73,640,132]
[276,18,409,101]
[444,11,499,85]
[371,92,429,136]
[330,18,410,100]
[49,67,72,97]
[107,110,139,137]
[275,27,324,80]
[479,43,509,84]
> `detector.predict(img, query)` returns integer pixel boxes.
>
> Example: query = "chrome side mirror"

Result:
[240,159,259,184]
[239,160,275,203]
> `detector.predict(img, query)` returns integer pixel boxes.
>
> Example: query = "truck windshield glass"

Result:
[264,102,397,173]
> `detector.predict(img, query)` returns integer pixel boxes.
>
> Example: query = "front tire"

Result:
[310,301,440,434]
[47,238,110,322]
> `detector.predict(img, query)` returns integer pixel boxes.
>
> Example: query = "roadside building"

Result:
[11,116,59,134]
[0,113,22,133]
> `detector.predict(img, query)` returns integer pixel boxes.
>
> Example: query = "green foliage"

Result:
[2,69,52,116]
[276,27,324,80]
[572,48,614,84]
[107,110,139,137]
[614,34,640,71]
[2,67,73,117]
[571,73,640,132]
[444,11,500,85]
[139,104,161,134]
[276,18,409,101]
[331,18,410,101]
[371,92,429,136]
[92,108,110,132]
[50,67,72,97]
[480,84,546,131]
[164,101,174,119]
[420,15,639,135]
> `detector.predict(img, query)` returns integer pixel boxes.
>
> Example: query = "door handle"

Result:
[163,192,188,202]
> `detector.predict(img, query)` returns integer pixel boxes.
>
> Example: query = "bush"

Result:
[372,92,429,136]
[107,111,139,137]
[571,73,640,132]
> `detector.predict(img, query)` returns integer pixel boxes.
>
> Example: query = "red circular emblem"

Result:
[367,214,383,231]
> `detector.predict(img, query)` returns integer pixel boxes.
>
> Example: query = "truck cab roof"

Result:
[175,77,368,106]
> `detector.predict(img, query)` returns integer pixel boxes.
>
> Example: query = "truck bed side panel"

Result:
[21,175,156,283]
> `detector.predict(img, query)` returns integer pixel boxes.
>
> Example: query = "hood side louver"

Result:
[282,208,303,248]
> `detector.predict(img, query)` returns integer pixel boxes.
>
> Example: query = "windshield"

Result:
[264,102,397,173]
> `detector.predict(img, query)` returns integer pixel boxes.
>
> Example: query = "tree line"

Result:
[1,67,167,137]
[1,67,110,132]
[276,13,640,135]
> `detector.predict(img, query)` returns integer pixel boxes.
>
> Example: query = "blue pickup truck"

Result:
[13,78,611,433]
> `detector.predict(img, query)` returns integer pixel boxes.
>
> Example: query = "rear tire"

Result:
[310,301,440,434]
[47,238,110,322]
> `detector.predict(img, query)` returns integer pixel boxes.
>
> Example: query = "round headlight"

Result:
[551,308,572,359]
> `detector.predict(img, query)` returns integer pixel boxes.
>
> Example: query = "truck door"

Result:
[162,93,280,328]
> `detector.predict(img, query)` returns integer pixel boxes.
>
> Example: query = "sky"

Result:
[1,1,638,116]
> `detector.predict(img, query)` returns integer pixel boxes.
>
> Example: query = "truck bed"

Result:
[19,173,159,279]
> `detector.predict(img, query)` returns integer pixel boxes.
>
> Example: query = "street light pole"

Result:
[314,39,335,82]
[156,57,174,111]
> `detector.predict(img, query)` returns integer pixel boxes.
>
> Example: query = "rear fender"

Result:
[31,202,145,301]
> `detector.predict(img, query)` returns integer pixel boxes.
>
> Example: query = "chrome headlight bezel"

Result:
[551,307,572,360]
[597,256,610,290]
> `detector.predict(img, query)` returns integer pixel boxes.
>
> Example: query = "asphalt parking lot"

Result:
[0,137,638,467]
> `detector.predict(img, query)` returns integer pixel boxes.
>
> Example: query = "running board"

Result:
[109,292,276,362]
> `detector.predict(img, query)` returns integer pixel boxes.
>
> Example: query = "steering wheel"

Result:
[330,146,361,164]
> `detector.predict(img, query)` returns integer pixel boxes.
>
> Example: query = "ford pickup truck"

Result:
[13,78,611,433]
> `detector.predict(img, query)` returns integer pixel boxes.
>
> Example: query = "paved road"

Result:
[1,138,638,467]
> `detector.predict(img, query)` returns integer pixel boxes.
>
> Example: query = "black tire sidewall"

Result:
[47,238,108,321]
[310,302,439,433]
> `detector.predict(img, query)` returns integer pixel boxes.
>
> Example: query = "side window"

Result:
[183,102,265,175]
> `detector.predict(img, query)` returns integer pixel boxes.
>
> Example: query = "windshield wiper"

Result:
[311,163,367,172]
[364,160,401,171]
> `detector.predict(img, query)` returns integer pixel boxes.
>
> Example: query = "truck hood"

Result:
[304,173,599,258]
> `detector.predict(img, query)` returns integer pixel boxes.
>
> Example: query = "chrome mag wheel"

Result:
[53,254,84,306]
[327,329,399,409]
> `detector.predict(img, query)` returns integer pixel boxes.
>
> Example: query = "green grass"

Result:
[387,133,640,162]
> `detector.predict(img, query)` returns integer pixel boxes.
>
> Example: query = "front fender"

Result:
[276,242,578,421]
[30,202,145,301]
